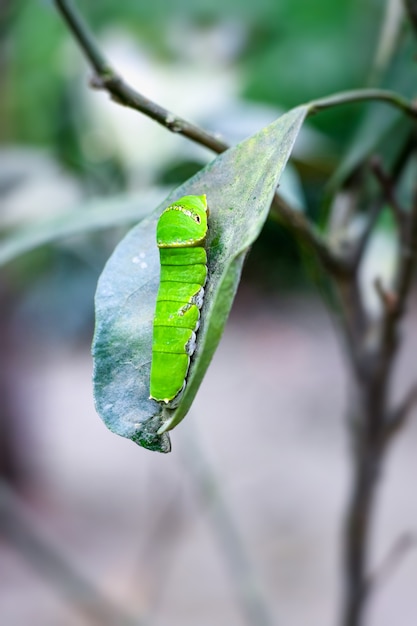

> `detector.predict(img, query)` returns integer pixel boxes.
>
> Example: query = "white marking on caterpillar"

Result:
[192,287,205,309]
[186,332,197,356]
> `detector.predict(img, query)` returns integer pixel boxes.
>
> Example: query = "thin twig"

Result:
[368,532,416,594]
[374,277,398,314]
[404,0,417,35]
[351,156,407,275]
[384,381,417,442]
[370,157,405,229]
[0,481,142,626]
[268,197,348,276]
[351,200,385,271]
[178,420,276,626]
[54,0,228,154]
[392,191,417,315]
[308,89,417,120]
[380,189,417,365]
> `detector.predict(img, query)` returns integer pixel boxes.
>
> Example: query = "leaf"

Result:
[93,106,307,453]
[327,34,417,193]
[0,190,166,267]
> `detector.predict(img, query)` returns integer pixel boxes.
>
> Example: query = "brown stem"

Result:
[339,159,417,626]
[343,440,383,626]
[369,157,405,230]
[369,532,416,593]
[404,0,417,35]
[179,422,275,626]
[341,338,390,626]
[54,0,227,154]
[0,482,141,626]
[307,89,417,120]
[384,382,417,442]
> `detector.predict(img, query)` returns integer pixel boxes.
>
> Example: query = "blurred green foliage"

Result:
[5,0,382,150]
[2,0,414,335]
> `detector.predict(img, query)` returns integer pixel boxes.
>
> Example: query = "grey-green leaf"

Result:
[327,34,417,193]
[93,106,307,453]
[0,190,166,267]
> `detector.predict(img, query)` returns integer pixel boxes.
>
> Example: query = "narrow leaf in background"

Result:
[0,190,167,267]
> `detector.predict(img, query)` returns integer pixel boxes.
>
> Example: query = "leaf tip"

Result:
[131,428,171,453]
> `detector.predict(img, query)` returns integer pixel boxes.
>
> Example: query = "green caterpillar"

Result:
[150,194,208,406]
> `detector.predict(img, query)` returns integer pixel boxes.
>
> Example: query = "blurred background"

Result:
[1,0,417,624]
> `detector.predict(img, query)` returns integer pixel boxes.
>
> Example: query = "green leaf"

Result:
[93,106,307,453]
[327,34,417,193]
[0,190,166,267]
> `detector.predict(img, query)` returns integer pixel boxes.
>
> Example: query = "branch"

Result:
[268,197,348,276]
[179,420,276,626]
[55,0,228,154]
[54,0,352,278]
[368,183,417,398]
[384,381,417,441]
[0,481,141,626]
[374,277,398,314]
[351,156,407,276]
[55,2,417,279]
[383,189,417,327]
[368,532,416,594]
[351,199,385,271]
[339,161,417,626]
[308,89,417,120]
[370,157,405,229]
[392,191,417,316]
[404,0,417,36]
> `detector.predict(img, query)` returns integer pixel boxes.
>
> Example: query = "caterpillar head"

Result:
[157,195,208,248]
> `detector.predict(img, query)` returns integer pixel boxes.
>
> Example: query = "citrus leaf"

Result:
[327,34,417,193]
[93,106,307,453]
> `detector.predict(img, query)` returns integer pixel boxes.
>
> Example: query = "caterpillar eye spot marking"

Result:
[150,195,208,406]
